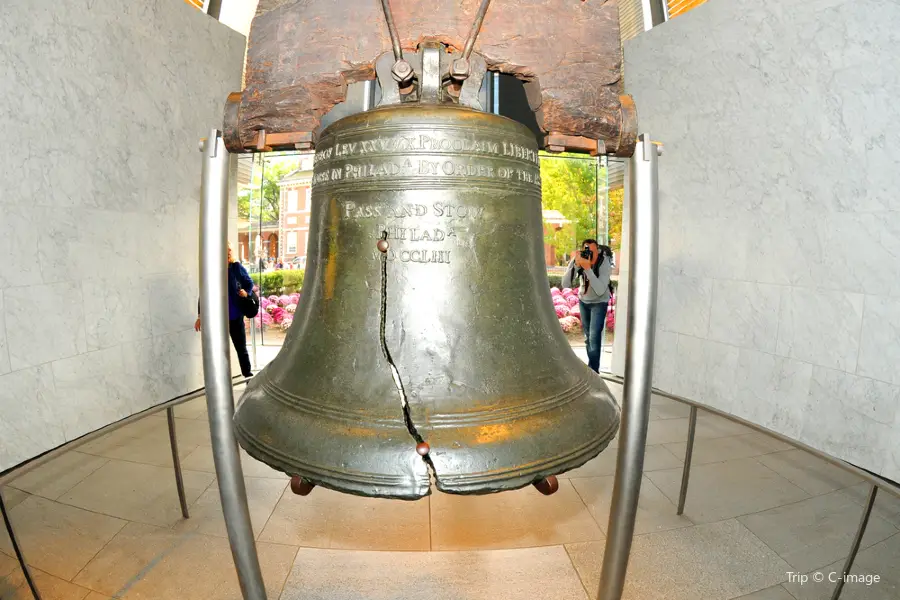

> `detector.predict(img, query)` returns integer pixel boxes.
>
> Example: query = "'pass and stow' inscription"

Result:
[344,201,485,266]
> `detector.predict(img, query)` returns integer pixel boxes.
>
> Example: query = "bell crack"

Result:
[378,231,439,486]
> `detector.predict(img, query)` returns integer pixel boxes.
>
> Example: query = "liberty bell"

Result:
[233,40,621,500]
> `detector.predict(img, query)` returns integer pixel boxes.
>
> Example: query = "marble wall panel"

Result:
[625,0,900,477]
[0,0,245,471]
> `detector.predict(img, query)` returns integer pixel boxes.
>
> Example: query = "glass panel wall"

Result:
[234,150,623,372]
[236,151,312,369]
[540,153,623,372]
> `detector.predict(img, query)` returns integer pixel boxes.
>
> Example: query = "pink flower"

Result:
[550,287,561,296]
[559,316,581,333]
[554,305,569,318]
[566,296,579,308]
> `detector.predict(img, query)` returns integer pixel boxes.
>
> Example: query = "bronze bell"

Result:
[233,100,620,500]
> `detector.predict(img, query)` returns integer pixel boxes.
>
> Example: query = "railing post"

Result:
[596,134,660,600]
[199,130,268,600]
[677,406,698,515]
[167,407,190,519]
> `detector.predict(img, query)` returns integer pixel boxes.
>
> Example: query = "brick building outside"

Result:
[278,156,314,268]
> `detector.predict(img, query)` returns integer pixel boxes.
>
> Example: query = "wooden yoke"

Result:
[223,0,637,157]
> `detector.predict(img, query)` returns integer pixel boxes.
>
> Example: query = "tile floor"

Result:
[1,346,898,600]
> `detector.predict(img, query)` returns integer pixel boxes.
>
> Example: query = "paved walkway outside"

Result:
[1,345,899,599]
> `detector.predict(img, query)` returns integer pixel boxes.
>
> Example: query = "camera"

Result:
[580,248,593,260]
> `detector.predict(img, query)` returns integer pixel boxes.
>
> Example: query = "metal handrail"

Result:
[0,376,250,487]
[596,371,900,501]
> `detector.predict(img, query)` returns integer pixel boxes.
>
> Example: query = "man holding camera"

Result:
[562,238,613,373]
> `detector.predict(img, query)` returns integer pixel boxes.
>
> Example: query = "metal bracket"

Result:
[419,43,443,103]
[458,53,488,110]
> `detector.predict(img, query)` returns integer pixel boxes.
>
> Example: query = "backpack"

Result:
[230,263,260,319]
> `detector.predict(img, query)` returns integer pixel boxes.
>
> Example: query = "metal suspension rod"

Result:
[597,134,660,600]
[200,129,268,600]
[463,0,492,59]
[380,0,403,60]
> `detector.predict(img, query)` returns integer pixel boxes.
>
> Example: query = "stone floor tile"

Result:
[650,396,694,421]
[72,522,183,597]
[431,478,603,551]
[756,450,864,496]
[117,534,296,600]
[258,486,430,551]
[6,452,109,500]
[644,417,694,446]
[731,585,796,600]
[0,552,17,577]
[74,427,140,458]
[172,397,208,420]
[281,546,588,600]
[1,487,30,511]
[173,477,287,539]
[180,445,286,479]
[58,460,214,527]
[738,491,898,572]
[81,431,199,469]
[647,458,810,524]
[664,433,794,467]
[566,520,791,600]
[560,445,683,479]
[0,496,126,580]
[571,475,692,535]
[2,566,92,600]
[695,413,756,439]
[840,483,900,528]
[782,534,900,600]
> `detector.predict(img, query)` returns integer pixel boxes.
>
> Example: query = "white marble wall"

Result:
[0,0,245,471]
[625,0,900,481]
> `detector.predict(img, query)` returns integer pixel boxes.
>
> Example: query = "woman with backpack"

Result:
[194,243,256,378]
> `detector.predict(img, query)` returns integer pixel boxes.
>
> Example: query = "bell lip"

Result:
[235,421,432,500]
[428,412,620,496]
[234,407,619,501]
[433,437,616,497]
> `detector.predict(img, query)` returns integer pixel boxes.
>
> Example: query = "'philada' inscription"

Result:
[344,201,486,266]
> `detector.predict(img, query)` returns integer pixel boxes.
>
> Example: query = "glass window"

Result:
[304,187,312,211]
[287,231,297,254]
[287,189,299,212]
